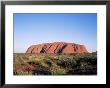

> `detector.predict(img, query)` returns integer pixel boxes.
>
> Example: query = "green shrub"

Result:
[44,60,52,67]
[33,65,51,75]
[56,57,77,68]
[27,61,40,65]
[51,68,66,75]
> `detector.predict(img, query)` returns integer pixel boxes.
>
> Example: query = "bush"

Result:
[51,68,66,75]
[44,60,52,67]
[56,57,77,68]
[33,65,51,75]
[56,60,65,67]
[27,61,40,65]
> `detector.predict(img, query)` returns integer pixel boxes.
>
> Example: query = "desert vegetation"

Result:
[13,53,97,75]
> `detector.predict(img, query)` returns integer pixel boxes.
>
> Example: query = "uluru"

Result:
[26,42,88,54]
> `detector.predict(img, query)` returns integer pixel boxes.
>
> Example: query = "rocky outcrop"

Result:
[26,42,88,54]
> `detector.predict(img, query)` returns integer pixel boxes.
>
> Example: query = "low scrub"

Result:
[13,52,97,75]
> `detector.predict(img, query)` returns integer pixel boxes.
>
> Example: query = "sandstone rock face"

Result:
[26,42,88,54]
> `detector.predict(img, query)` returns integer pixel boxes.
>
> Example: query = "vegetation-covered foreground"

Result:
[13,53,97,75]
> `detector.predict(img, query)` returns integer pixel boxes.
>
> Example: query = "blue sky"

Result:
[14,13,97,53]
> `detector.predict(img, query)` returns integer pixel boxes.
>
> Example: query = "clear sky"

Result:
[14,13,97,53]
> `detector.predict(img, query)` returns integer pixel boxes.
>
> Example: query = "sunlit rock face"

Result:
[26,42,88,54]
